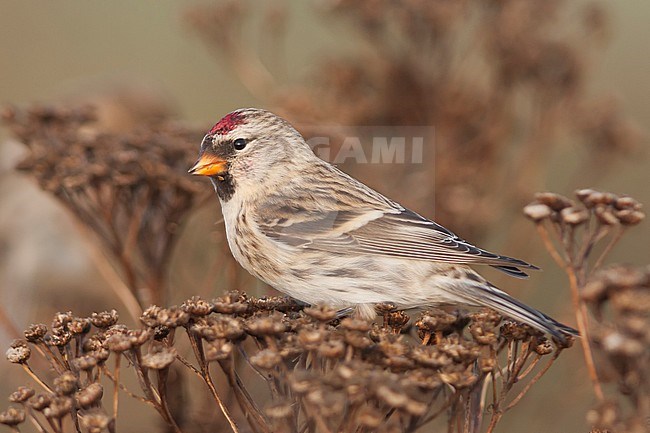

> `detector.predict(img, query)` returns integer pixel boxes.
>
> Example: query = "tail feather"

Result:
[460,282,578,343]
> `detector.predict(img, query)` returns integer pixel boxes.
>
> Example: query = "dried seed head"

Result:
[523,203,553,222]
[88,349,110,363]
[51,311,73,333]
[71,355,99,371]
[43,396,72,419]
[80,409,111,433]
[248,296,303,313]
[75,383,104,409]
[534,192,573,211]
[305,388,343,417]
[181,296,214,316]
[378,336,409,357]
[48,331,72,347]
[0,407,25,426]
[250,348,282,370]
[468,323,498,345]
[356,406,383,428]
[614,208,645,226]
[204,340,234,362]
[581,190,608,208]
[611,288,650,314]
[439,367,478,389]
[246,313,287,337]
[403,395,428,416]
[415,310,462,335]
[9,386,35,403]
[374,302,398,315]
[533,337,554,355]
[127,329,152,347]
[298,327,327,350]
[6,340,30,363]
[90,310,119,328]
[103,334,132,352]
[470,309,503,327]
[195,316,245,341]
[376,381,408,408]
[264,401,293,420]
[594,204,619,226]
[27,394,51,411]
[344,330,373,349]
[142,347,177,370]
[340,317,371,332]
[601,331,644,357]
[317,339,346,359]
[54,372,78,396]
[212,292,249,314]
[479,357,497,372]
[69,317,91,334]
[304,305,338,322]
[560,206,590,225]
[500,320,536,341]
[411,346,451,368]
[585,400,620,428]
[140,306,162,328]
[289,371,315,395]
[614,196,641,210]
[384,310,410,332]
[156,306,190,328]
[24,324,48,343]
[575,188,597,202]
[405,369,443,390]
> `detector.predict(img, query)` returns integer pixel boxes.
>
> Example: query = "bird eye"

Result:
[233,138,247,151]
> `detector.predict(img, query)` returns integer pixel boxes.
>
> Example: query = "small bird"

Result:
[189,108,577,342]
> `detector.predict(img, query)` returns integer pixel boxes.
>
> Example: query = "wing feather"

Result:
[254,164,538,277]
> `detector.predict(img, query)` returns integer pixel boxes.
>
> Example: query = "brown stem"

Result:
[112,355,121,421]
[505,350,561,411]
[102,367,156,407]
[203,370,240,433]
[185,330,239,433]
[155,369,184,433]
[21,363,53,393]
[217,357,270,433]
[591,226,625,272]
[535,223,567,268]
[566,268,604,402]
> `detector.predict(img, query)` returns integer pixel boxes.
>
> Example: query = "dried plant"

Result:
[1,295,570,433]
[583,265,650,433]
[1,105,206,318]
[524,189,647,432]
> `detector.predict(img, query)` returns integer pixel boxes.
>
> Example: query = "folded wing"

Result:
[256,193,538,278]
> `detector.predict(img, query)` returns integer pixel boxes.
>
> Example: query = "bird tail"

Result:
[459,281,578,344]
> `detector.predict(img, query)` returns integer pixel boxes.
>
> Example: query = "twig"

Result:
[505,350,561,411]
[566,268,605,402]
[534,223,567,268]
[21,364,53,393]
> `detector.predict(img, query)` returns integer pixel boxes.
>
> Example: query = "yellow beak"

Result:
[188,152,227,177]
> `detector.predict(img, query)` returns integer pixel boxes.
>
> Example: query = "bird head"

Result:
[189,108,313,201]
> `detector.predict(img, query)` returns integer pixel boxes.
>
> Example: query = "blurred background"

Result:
[0,1,648,432]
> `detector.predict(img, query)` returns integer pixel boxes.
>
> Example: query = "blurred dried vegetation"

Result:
[0,1,648,433]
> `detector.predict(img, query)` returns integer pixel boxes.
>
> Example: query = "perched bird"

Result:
[189,108,577,342]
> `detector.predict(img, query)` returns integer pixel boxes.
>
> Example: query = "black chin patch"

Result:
[210,173,236,202]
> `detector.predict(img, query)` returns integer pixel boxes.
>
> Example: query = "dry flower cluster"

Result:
[1,293,570,433]
[1,106,206,317]
[583,266,650,433]
[524,189,648,433]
